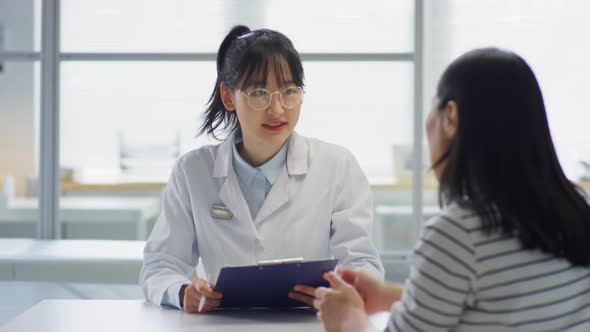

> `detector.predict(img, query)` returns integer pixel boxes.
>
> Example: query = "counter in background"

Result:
[0,196,161,240]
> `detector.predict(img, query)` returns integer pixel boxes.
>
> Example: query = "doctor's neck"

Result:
[237,138,287,167]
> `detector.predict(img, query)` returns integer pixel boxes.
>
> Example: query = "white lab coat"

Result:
[140,132,384,307]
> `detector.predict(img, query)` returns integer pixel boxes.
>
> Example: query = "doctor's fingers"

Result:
[193,279,223,299]
[184,285,220,311]
[192,297,222,312]
[288,290,315,307]
[192,291,222,309]
[183,291,222,314]
[293,284,317,297]
[199,288,223,300]
[192,278,211,292]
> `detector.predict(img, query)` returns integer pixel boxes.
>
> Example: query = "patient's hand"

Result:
[338,268,402,314]
[314,272,368,332]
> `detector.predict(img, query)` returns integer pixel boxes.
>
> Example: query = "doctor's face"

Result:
[232,63,302,152]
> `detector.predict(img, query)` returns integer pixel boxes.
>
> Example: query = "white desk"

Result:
[0,196,161,240]
[0,300,325,332]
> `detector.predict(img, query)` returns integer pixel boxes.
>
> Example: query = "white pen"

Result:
[195,266,206,313]
[197,295,206,312]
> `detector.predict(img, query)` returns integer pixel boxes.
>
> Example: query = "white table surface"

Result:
[0,300,325,332]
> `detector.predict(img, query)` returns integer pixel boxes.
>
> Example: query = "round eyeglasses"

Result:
[239,87,304,111]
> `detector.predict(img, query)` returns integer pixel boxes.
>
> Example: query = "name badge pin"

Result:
[210,203,233,220]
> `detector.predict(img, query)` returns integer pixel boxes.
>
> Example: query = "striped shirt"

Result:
[386,203,590,332]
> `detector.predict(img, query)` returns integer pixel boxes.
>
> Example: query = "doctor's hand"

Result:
[337,267,403,314]
[314,272,368,332]
[289,283,319,307]
[183,277,223,314]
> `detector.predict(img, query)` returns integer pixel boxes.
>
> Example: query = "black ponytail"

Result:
[198,25,304,139]
[199,25,251,139]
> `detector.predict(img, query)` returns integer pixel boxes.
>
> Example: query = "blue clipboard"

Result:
[214,258,338,308]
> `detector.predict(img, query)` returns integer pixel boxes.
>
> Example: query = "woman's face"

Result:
[426,97,457,180]
[231,62,302,153]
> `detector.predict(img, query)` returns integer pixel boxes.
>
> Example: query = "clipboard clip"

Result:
[257,257,304,266]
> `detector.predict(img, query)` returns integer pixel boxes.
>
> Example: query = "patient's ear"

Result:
[220,82,235,111]
[443,100,459,139]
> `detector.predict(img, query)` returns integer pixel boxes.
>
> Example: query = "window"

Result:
[60,0,414,53]
[424,0,590,184]
[0,61,40,239]
[0,0,41,240]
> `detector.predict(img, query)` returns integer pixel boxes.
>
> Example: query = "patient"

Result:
[307,48,590,331]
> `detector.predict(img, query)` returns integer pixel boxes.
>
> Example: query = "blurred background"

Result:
[1,0,589,324]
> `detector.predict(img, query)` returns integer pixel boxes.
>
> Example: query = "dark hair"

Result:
[435,48,590,266]
[199,25,305,139]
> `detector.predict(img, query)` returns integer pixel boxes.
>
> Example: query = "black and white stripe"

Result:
[387,204,590,332]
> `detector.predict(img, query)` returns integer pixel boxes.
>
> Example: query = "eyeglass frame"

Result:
[237,86,305,111]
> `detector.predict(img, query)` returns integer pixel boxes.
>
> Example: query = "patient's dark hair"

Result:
[435,47,590,266]
[199,25,304,139]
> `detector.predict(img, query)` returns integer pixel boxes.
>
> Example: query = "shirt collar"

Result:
[232,134,288,185]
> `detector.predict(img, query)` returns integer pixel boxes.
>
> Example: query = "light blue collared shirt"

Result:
[232,135,288,220]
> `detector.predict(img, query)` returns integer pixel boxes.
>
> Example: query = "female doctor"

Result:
[139,25,384,313]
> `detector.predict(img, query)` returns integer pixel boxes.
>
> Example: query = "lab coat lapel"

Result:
[218,169,253,225]
[254,132,309,223]
[254,167,290,223]
[213,134,254,225]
